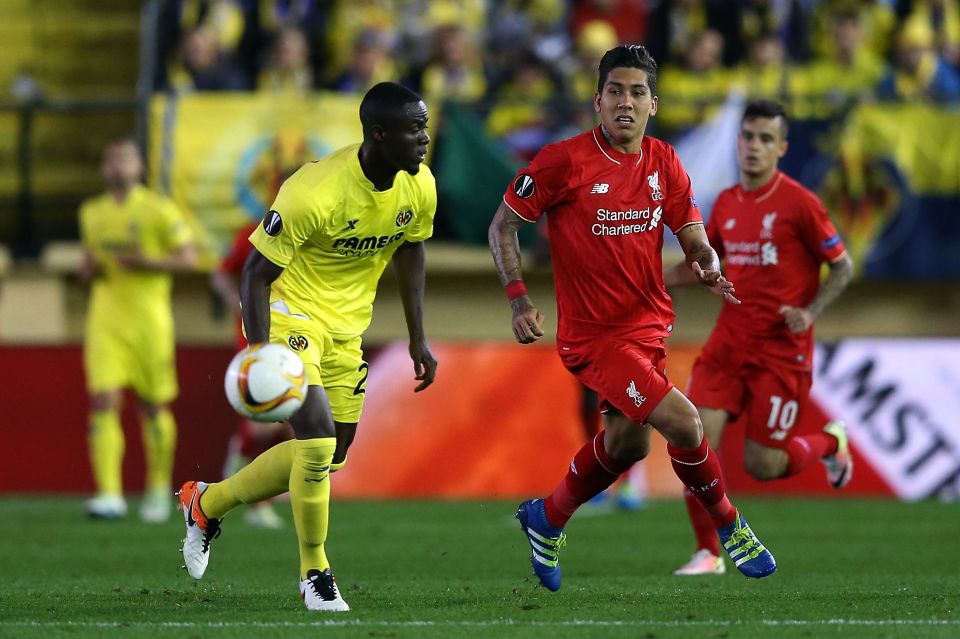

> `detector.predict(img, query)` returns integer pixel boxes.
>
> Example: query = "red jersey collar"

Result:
[592,127,644,167]
[736,170,784,203]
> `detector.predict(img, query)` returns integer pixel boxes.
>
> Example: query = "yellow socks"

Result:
[289,437,336,578]
[197,436,337,578]
[200,440,296,519]
[89,410,124,496]
[142,408,177,494]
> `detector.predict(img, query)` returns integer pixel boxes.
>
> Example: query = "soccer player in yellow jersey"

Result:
[177,82,438,612]
[80,137,198,522]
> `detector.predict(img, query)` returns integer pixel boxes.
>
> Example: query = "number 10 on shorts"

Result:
[766,395,798,441]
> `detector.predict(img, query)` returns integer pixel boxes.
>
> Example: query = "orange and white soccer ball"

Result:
[224,343,308,422]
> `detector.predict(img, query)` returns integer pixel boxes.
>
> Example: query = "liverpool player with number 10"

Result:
[489,45,776,590]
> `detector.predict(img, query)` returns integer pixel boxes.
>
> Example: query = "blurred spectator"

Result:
[737,0,792,53]
[657,30,732,134]
[876,18,960,100]
[419,25,487,106]
[486,52,562,160]
[486,0,569,86]
[897,0,960,68]
[177,0,247,54]
[396,0,487,72]
[646,0,742,67]
[563,20,618,130]
[322,0,398,87]
[570,0,649,45]
[792,10,885,115]
[258,26,313,92]
[810,1,897,63]
[733,30,790,98]
[258,0,327,32]
[167,26,250,93]
[327,28,396,94]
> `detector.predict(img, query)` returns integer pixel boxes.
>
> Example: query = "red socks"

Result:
[784,432,838,477]
[668,438,736,528]
[544,431,631,528]
[682,488,721,554]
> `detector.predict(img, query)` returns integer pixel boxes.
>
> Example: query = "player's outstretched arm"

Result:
[240,248,283,344]
[392,241,437,392]
[676,223,739,304]
[488,201,544,344]
[780,252,853,333]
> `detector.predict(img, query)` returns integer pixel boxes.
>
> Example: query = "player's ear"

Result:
[778,140,788,158]
[593,92,602,114]
[649,95,658,117]
[370,123,387,143]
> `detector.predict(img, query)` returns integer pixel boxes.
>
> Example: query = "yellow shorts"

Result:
[268,309,368,424]
[84,320,178,404]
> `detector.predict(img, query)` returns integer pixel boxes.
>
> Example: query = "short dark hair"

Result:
[742,99,789,137]
[359,82,424,128]
[597,45,658,96]
[105,134,140,152]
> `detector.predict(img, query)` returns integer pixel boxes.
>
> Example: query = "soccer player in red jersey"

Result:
[664,99,855,576]
[489,45,776,591]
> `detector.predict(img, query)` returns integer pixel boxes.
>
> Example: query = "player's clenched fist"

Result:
[511,299,544,344]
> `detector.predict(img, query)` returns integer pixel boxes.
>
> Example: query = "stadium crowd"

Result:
[153,0,960,151]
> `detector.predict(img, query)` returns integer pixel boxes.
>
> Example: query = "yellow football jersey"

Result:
[79,184,194,329]
[249,143,437,339]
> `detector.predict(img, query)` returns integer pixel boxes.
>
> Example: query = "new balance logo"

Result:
[724,218,736,230]
[626,381,646,408]
[590,183,609,194]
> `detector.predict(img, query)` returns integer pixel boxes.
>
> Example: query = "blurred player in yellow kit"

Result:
[80,137,198,522]
[177,82,438,612]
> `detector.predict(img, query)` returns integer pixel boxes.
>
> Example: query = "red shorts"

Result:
[686,336,811,448]
[558,337,674,424]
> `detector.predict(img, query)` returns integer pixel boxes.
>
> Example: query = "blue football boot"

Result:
[515,499,566,591]
[718,511,776,578]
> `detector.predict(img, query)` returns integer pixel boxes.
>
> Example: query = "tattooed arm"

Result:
[780,253,854,333]
[674,223,739,304]
[488,201,545,344]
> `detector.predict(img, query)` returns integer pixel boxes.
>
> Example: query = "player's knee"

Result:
[90,392,121,413]
[290,396,336,439]
[138,401,166,419]
[604,426,650,463]
[660,405,702,449]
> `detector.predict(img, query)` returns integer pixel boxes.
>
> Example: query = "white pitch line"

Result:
[1,619,958,629]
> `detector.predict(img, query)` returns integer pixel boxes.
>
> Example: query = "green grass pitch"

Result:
[0,497,957,638]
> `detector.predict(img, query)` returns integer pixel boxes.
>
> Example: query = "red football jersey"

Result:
[707,170,846,369]
[220,222,259,277]
[219,222,258,347]
[503,127,701,344]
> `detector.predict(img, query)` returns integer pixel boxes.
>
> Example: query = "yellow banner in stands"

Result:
[148,92,363,264]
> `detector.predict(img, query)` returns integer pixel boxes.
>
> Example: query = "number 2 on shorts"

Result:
[353,363,369,395]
